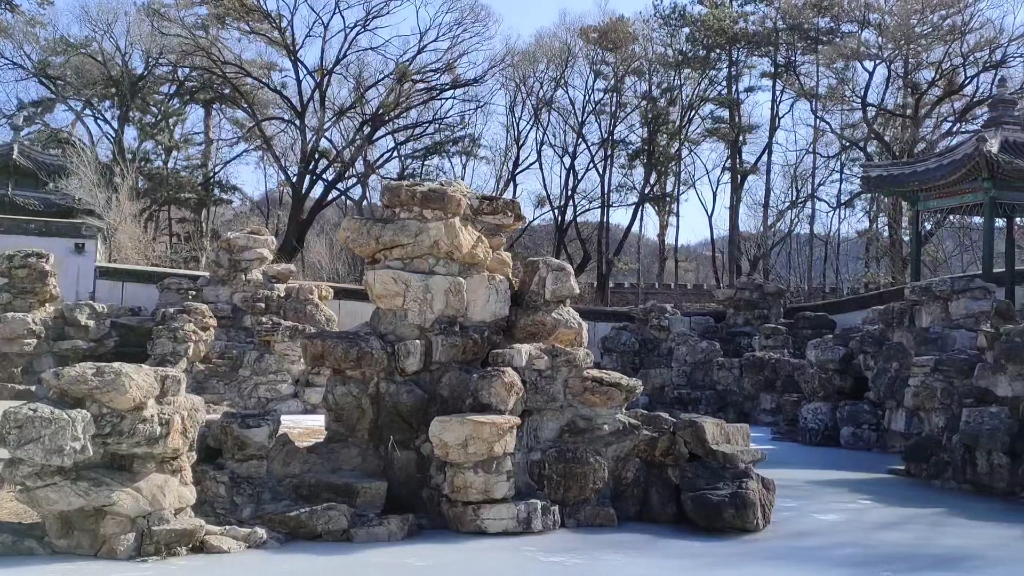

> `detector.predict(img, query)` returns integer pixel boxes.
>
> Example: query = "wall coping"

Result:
[0,214,104,239]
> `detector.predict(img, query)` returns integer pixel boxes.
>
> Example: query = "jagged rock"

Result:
[437,456,515,502]
[207,411,280,462]
[141,518,206,557]
[18,470,196,518]
[467,367,524,414]
[0,403,94,466]
[798,402,838,446]
[264,503,352,540]
[677,462,775,532]
[40,363,175,412]
[428,414,520,464]
[508,306,588,348]
[565,369,643,409]
[530,446,608,506]
[364,270,467,327]
[516,258,580,307]
[464,273,511,324]
[348,514,417,542]
[381,180,469,217]
[338,217,490,266]
[958,407,1016,453]
[302,331,390,373]
[202,534,247,553]
[442,499,560,534]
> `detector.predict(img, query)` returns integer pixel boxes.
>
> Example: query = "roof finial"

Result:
[10,113,23,143]
[983,76,1023,130]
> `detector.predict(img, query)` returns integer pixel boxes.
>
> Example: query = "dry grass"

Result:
[0,486,41,524]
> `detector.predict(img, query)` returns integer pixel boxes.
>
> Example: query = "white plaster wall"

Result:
[0,234,97,302]
[94,277,377,330]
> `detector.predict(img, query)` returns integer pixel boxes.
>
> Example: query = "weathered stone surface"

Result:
[428,414,520,464]
[348,514,417,542]
[0,521,50,556]
[958,407,1016,453]
[20,470,196,519]
[381,181,469,217]
[530,446,608,506]
[464,273,510,324]
[442,499,560,534]
[508,306,587,348]
[202,534,247,553]
[516,258,580,306]
[468,367,524,414]
[141,518,206,557]
[302,331,390,373]
[265,503,352,540]
[338,217,490,265]
[40,363,168,412]
[0,403,94,466]
[678,462,775,533]
[798,402,838,446]
[438,456,515,502]
[565,369,643,409]
[207,411,280,462]
[364,270,467,326]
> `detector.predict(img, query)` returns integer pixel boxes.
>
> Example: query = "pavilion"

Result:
[860,77,1024,305]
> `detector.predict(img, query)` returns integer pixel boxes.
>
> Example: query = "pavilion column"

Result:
[1007,215,1016,306]
[983,194,996,281]
[910,201,922,283]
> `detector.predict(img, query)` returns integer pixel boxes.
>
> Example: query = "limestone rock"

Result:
[464,273,510,324]
[468,367,524,414]
[565,369,642,409]
[264,503,352,540]
[798,401,838,446]
[530,446,608,506]
[516,258,580,307]
[508,306,587,348]
[381,180,469,217]
[207,411,280,462]
[428,414,520,464]
[678,462,775,532]
[338,217,490,265]
[348,514,417,542]
[364,270,467,327]
[0,403,94,466]
[442,499,560,534]
[202,534,247,553]
[958,407,1016,453]
[40,363,169,412]
[438,456,515,502]
[141,518,206,557]
[302,331,390,373]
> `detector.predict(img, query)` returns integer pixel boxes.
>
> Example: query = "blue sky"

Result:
[486,0,645,33]
[486,0,717,245]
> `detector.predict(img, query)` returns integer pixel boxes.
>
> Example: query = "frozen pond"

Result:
[3,428,1024,575]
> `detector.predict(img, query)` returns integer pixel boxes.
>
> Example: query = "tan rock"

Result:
[438,456,515,502]
[428,414,520,464]
[338,217,490,265]
[464,273,510,324]
[364,270,466,327]
[565,369,643,409]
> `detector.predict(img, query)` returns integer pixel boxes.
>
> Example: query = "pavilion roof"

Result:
[860,77,1024,196]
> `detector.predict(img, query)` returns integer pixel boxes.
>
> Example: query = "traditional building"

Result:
[0,115,103,301]
[861,77,1024,305]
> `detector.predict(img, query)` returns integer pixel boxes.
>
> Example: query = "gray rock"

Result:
[442,499,560,534]
[202,534,247,553]
[0,403,94,466]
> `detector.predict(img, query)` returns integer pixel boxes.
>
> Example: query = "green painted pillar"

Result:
[983,194,996,281]
[1007,215,1016,306]
[910,200,922,282]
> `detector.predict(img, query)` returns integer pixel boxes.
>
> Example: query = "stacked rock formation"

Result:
[0,363,217,558]
[155,226,337,414]
[0,251,155,402]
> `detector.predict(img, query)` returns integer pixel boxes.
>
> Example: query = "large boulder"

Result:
[0,403,94,466]
[428,414,520,464]
[337,217,490,266]
[677,462,775,532]
[437,456,515,503]
[364,270,467,327]
[442,499,560,534]
[40,363,174,412]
